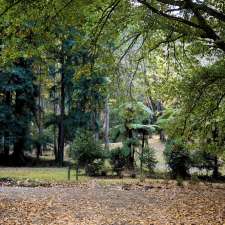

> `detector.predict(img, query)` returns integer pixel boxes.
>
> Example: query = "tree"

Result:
[70,130,105,176]
[0,58,38,165]
[113,101,156,169]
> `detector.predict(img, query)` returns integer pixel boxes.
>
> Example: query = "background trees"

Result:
[0,0,224,179]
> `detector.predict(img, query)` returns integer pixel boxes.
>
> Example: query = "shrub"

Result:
[191,150,223,178]
[140,147,158,174]
[109,147,127,176]
[70,130,105,176]
[85,159,105,176]
[164,139,191,179]
[191,150,217,171]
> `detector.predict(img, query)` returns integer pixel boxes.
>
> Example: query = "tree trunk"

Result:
[36,77,43,160]
[3,134,10,164]
[103,97,110,149]
[58,63,65,167]
[94,110,100,141]
[159,130,166,142]
[13,92,26,165]
[212,125,219,179]
[53,75,58,162]
[13,135,26,165]
[212,156,219,179]
[53,120,58,162]
[4,91,11,161]
[140,132,145,179]
[36,143,41,161]
[127,129,134,170]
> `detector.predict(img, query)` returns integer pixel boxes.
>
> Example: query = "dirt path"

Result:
[0,182,225,225]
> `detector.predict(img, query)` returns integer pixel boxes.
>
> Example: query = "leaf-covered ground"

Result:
[0,181,225,225]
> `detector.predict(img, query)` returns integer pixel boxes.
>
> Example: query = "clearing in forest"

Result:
[0,181,225,225]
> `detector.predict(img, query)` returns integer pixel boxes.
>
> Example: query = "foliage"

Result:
[112,101,156,169]
[0,57,38,163]
[191,150,216,171]
[164,139,191,179]
[32,132,52,151]
[140,146,157,174]
[191,150,223,175]
[70,130,105,176]
[109,147,128,176]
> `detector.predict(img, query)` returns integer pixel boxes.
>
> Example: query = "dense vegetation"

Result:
[0,0,225,181]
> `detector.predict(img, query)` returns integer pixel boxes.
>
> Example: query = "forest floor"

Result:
[0,180,225,225]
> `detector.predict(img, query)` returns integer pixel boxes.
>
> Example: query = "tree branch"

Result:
[137,0,202,30]
[157,0,225,22]
[137,0,225,52]
[0,0,24,17]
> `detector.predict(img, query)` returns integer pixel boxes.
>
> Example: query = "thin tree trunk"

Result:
[4,91,11,161]
[37,77,42,160]
[140,132,145,180]
[103,97,110,149]
[212,156,219,179]
[53,115,58,162]
[94,110,100,141]
[53,75,58,162]
[127,129,134,170]
[58,62,65,167]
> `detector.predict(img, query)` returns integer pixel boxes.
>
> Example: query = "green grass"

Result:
[0,167,89,182]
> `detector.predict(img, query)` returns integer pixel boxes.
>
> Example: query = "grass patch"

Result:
[0,167,89,182]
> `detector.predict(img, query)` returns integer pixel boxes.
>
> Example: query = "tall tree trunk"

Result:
[13,92,26,165]
[212,156,219,179]
[53,108,58,162]
[13,135,26,165]
[140,132,145,179]
[156,100,166,141]
[159,130,166,142]
[103,97,110,149]
[4,91,11,161]
[212,125,219,179]
[4,133,10,164]
[52,75,58,162]
[58,64,65,167]
[93,110,100,141]
[127,129,134,170]
[36,77,43,160]
[36,143,41,161]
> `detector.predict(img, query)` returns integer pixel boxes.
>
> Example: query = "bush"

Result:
[140,147,157,174]
[85,159,105,176]
[164,139,191,179]
[191,150,217,171]
[191,150,223,178]
[70,130,105,176]
[109,147,127,176]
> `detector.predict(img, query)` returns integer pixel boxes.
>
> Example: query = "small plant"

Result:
[85,159,105,176]
[164,139,191,179]
[140,146,158,175]
[70,130,105,176]
[109,147,127,177]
